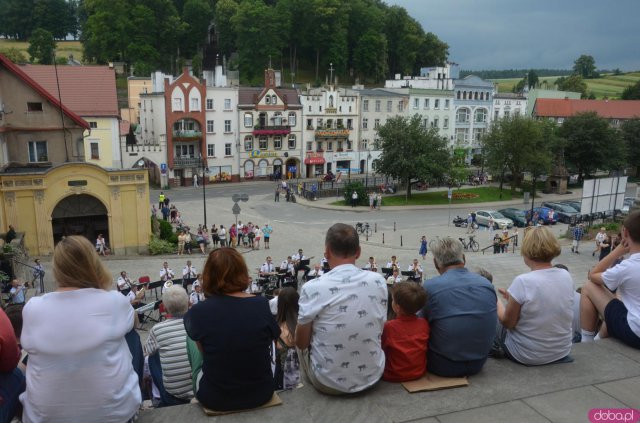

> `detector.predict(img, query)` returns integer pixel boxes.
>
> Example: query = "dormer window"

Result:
[271,95,277,104]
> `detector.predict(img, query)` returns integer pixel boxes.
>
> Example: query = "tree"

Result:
[384,6,422,77]
[559,112,627,180]
[214,0,239,57]
[413,32,448,72]
[0,47,28,64]
[555,74,588,98]
[527,70,539,89]
[352,30,388,83]
[373,114,450,200]
[33,0,76,39]
[622,80,640,100]
[621,119,640,175]
[81,0,129,64]
[573,54,597,79]
[28,28,57,65]
[181,0,213,57]
[481,116,552,196]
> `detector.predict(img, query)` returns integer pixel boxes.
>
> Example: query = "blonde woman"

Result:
[495,227,574,365]
[20,236,140,422]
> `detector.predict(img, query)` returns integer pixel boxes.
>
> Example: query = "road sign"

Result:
[240,193,249,202]
[160,163,167,174]
[232,203,241,215]
[232,193,240,203]
[232,193,250,203]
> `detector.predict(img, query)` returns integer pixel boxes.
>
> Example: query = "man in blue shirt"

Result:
[572,223,584,254]
[421,237,497,377]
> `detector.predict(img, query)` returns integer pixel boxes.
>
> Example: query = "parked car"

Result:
[498,208,528,228]
[557,200,613,221]
[528,207,557,225]
[474,210,514,229]
[621,197,635,215]
[541,202,581,224]
[557,200,581,213]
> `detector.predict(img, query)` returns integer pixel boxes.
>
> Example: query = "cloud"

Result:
[386,0,640,71]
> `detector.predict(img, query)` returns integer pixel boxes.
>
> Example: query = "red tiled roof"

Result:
[534,98,640,119]
[20,64,119,117]
[119,120,131,136]
[0,54,89,130]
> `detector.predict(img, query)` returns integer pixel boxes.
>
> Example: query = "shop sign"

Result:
[315,129,350,137]
[249,150,279,158]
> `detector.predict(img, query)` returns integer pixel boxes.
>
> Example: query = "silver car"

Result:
[475,210,514,229]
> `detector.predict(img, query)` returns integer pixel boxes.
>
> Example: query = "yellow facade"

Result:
[83,117,119,168]
[0,163,150,256]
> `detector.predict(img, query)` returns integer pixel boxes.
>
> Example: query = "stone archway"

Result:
[133,157,160,186]
[51,194,109,246]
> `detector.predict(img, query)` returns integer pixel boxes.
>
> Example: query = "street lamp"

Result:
[200,154,208,227]
[366,150,372,187]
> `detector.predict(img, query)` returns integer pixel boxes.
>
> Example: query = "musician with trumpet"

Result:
[160,262,175,283]
[117,270,133,292]
[386,255,400,270]
[407,259,424,282]
[363,256,378,272]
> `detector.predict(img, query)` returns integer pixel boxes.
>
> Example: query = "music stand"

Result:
[135,300,162,330]
[300,259,310,266]
[401,271,413,277]
[147,280,164,299]
[382,267,393,278]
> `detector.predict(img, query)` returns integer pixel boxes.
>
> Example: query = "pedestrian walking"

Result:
[572,224,585,253]
[419,236,428,259]
[275,186,280,202]
[193,173,198,188]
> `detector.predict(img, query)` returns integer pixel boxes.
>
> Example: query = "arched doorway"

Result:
[51,194,109,246]
[285,158,298,179]
[133,157,160,186]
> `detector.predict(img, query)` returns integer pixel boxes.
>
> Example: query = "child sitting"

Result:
[382,282,430,382]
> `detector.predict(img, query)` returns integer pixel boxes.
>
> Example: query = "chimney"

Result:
[264,68,276,88]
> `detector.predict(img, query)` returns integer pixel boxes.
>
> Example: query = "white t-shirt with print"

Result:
[602,253,640,337]
[505,267,574,365]
[298,263,387,393]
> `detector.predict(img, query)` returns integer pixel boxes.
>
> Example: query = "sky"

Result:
[386,0,640,71]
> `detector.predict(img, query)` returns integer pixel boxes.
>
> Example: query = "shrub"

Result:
[343,181,368,206]
[158,219,174,240]
[149,236,176,255]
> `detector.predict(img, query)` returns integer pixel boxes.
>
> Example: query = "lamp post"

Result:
[201,154,208,227]
[366,150,372,187]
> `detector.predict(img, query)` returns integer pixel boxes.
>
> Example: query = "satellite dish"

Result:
[240,193,249,202]
[232,193,240,203]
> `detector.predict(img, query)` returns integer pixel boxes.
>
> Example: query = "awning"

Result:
[304,157,326,165]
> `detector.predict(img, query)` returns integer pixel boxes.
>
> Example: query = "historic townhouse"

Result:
[493,91,528,120]
[237,69,303,180]
[453,75,494,161]
[533,98,640,128]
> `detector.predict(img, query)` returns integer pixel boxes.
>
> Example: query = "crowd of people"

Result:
[2,209,639,421]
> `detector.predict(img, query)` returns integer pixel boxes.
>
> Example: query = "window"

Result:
[346,140,352,150]
[308,105,311,112]
[224,120,231,133]
[288,134,296,149]
[319,106,322,112]
[495,109,500,120]
[504,108,511,118]
[347,119,353,129]
[374,119,380,129]
[207,144,215,157]
[375,100,381,112]
[259,136,268,150]
[327,141,333,151]
[206,99,214,110]
[456,108,470,123]
[27,102,43,112]
[413,98,419,109]
[337,141,343,151]
[432,117,439,128]
[90,142,99,160]
[206,120,214,133]
[434,99,440,109]
[457,91,461,100]
[362,118,368,129]
[424,98,430,109]
[274,136,282,150]
[475,108,487,123]
[273,112,282,126]
[361,139,369,150]
[89,121,98,129]
[225,143,232,156]
[474,92,478,100]
[387,101,392,112]
[173,98,182,111]
[271,95,277,104]
[445,99,450,109]
[443,117,449,129]
[456,128,468,143]
[317,118,323,128]
[244,136,253,151]
[306,141,313,151]
[514,109,520,117]
[363,100,369,112]
[288,112,296,127]
[190,98,199,110]
[398,101,403,112]
[307,118,313,129]
[265,96,271,104]
[28,141,48,162]
[224,98,231,109]
[421,118,428,128]
[244,113,253,127]
[473,128,485,143]
[316,141,323,151]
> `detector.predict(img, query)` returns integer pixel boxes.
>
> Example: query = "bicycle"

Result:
[355,222,372,237]
[458,235,479,252]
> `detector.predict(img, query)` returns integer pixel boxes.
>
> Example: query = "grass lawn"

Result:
[330,186,522,206]
[0,39,83,62]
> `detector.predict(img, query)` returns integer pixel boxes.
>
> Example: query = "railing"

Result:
[481,234,519,254]
[299,177,398,200]
[173,130,202,138]
[125,143,164,153]
[173,157,203,167]
[253,125,291,135]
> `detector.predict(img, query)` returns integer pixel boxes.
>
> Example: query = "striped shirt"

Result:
[144,318,193,399]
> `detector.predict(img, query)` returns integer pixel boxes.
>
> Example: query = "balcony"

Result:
[252,125,291,136]
[173,130,202,141]
[173,157,203,168]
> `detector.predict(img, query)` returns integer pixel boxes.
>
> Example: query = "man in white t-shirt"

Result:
[296,223,387,395]
[580,210,640,348]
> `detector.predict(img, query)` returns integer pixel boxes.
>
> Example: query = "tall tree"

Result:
[622,80,640,100]
[573,54,597,79]
[413,32,448,73]
[373,114,450,200]
[384,6,421,77]
[28,28,57,64]
[33,0,76,39]
[555,74,588,98]
[559,112,627,180]
[80,0,129,64]
[621,119,640,175]
[527,70,539,89]
[181,0,213,57]
[0,0,35,39]
[214,0,239,58]
[352,30,388,83]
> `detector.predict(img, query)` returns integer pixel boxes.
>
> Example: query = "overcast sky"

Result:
[386,0,640,71]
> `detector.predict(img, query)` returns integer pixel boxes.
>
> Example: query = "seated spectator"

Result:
[421,237,497,377]
[9,279,25,305]
[296,223,387,395]
[4,225,16,244]
[0,307,25,423]
[274,287,301,390]
[19,236,140,422]
[184,247,280,411]
[581,210,640,348]
[144,285,194,407]
[495,227,574,365]
[382,282,429,382]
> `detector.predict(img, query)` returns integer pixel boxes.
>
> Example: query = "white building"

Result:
[493,91,528,120]
[453,75,495,160]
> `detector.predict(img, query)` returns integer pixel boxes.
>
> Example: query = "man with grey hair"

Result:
[144,285,193,406]
[421,237,497,377]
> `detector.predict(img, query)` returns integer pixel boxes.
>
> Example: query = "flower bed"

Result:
[450,192,480,200]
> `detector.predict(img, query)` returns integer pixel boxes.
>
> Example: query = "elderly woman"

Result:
[19,236,140,422]
[496,227,574,365]
[144,285,193,407]
[184,247,280,411]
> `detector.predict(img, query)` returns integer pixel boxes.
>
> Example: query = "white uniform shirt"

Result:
[117,276,132,291]
[182,265,197,279]
[307,268,324,279]
[407,264,424,274]
[386,261,400,269]
[298,264,387,393]
[160,267,175,282]
[602,253,640,337]
[292,253,306,262]
[189,291,204,306]
[260,262,276,274]
[280,260,295,274]
[363,262,377,271]
[386,275,402,285]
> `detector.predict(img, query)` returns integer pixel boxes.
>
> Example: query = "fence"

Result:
[298,176,398,200]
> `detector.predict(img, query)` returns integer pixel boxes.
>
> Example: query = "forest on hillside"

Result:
[0,0,450,85]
